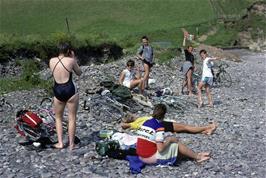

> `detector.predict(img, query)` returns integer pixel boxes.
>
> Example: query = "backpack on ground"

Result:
[100,80,132,101]
[95,140,120,156]
[110,84,132,101]
[15,110,44,141]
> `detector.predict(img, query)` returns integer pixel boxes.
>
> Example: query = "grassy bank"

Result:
[0,0,260,94]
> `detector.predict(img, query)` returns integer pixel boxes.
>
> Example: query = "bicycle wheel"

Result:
[40,97,53,108]
[0,99,12,112]
[90,101,124,121]
[217,71,232,87]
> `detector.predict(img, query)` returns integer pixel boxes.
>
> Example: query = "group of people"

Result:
[49,33,218,166]
[181,31,219,107]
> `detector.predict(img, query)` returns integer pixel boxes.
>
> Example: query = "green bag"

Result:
[110,84,132,100]
[95,140,120,156]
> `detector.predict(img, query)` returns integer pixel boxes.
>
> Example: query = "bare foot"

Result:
[53,143,64,149]
[188,93,196,97]
[69,144,79,151]
[202,123,218,135]
[198,102,203,108]
[196,152,210,163]
[207,103,214,108]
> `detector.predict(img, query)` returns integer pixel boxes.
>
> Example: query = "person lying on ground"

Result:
[136,104,211,165]
[198,49,220,108]
[119,59,145,94]
[121,113,217,135]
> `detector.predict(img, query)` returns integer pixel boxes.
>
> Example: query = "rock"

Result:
[0,50,265,177]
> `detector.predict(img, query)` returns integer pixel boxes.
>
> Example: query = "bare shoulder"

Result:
[49,57,58,66]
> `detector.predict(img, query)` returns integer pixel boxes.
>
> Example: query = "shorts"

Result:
[139,143,179,165]
[122,80,131,88]
[181,61,193,76]
[143,59,153,68]
[202,77,213,86]
[161,121,174,132]
[156,143,179,165]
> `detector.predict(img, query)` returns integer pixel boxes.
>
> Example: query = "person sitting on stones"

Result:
[136,104,211,165]
[121,112,217,135]
[119,59,145,94]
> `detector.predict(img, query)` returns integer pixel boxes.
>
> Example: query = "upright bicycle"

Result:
[213,63,232,87]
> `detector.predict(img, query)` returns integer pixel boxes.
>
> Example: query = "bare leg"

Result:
[187,69,193,96]
[182,78,187,94]
[173,122,217,135]
[178,142,210,162]
[121,123,131,129]
[130,78,145,94]
[53,97,66,149]
[66,93,79,150]
[197,82,204,108]
[143,63,150,88]
[206,85,213,107]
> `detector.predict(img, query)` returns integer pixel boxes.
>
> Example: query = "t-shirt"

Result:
[184,49,195,65]
[136,118,164,158]
[137,45,153,64]
[123,69,135,83]
[202,57,213,79]
[129,116,152,129]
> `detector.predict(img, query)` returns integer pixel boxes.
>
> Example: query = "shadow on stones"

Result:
[79,131,100,147]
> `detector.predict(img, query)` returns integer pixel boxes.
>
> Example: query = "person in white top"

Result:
[197,49,219,108]
[119,60,145,94]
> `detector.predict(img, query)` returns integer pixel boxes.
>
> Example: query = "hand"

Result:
[69,50,75,58]
[183,31,189,38]
[193,66,196,71]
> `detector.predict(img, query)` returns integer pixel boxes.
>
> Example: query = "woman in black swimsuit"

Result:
[49,42,82,150]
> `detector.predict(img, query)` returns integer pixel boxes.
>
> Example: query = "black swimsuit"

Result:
[52,57,76,102]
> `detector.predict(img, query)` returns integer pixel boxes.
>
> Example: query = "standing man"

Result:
[137,36,153,89]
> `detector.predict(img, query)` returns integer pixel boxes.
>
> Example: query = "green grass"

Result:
[0,77,53,95]
[0,59,53,95]
[0,0,216,44]
[0,0,262,93]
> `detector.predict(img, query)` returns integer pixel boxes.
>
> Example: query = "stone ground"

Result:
[0,50,265,178]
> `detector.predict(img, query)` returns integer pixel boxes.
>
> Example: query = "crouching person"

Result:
[119,59,145,94]
[136,104,210,165]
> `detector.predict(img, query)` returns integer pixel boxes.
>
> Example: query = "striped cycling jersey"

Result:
[136,118,164,158]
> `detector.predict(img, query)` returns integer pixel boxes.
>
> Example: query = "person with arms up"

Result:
[49,42,82,150]
[181,29,195,96]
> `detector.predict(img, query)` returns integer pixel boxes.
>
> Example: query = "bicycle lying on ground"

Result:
[0,97,13,112]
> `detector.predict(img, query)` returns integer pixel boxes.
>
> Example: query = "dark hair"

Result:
[58,42,72,56]
[152,104,167,120]
[127,60,135,67]
[199,49,207,55]
[187,45,193,49]
[141,36,149,41]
